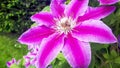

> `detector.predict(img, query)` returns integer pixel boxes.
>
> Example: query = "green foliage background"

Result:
[0,0,120,68]
[0,0,50,34]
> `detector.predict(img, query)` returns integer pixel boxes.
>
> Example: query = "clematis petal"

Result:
[18,25,55,45]
[65,0,88,18]
[31,12,55,26]
[50,0,65,18]
[72,19,117,43]
[77,6,116,22]
[98,0,119,5]
[36,33,65,68]
[62,34,91,68]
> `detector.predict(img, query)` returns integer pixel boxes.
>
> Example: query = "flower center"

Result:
[56,17,76,34]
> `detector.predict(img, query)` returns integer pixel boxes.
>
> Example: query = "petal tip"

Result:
[99,0,119,5]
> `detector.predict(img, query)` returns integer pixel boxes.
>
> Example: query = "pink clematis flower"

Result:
[18,0,117,68]
[98,0,119,5]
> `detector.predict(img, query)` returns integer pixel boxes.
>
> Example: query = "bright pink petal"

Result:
[18,25,55,45]
[62,34,91,68]
[36,33,65,68]
[77,6,116,22]
[50,0,65,18]
[65,0,88,18]
[72,20,117,43]
[98,0,119,5]
[31,12,55,26]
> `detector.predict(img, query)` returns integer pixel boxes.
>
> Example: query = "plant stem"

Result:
[109,63,112,68]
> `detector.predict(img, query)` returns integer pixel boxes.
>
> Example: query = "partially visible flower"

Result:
[18,0,117,68]
[118,35,120,48]
[24,45,39,68]
[7,58,20,67]
[98,0,119,5]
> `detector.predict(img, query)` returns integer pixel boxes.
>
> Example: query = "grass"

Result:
[0,33,28,68]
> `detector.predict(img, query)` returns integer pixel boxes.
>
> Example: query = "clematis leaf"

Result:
[103,53,110,60]
[57,53,65,61]
[65,0,70,4]
[51,53,70,68]
[114,57,120,64]
[110,50,118,58]
[103,13,116,25]
[42,6,50,12]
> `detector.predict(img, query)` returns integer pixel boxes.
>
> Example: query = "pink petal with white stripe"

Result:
[98,0,119,5]
[62,34,91,68]
[50,0,65,18]
[77,6,116,22]
[31,12,55,26]
[72,19,117,43]
[18,25,55,45]
[65,0,88,18]
[36,33,65,68]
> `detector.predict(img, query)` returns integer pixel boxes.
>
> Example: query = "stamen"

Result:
[55,17,76,34]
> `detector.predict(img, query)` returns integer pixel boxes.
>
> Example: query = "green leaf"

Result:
[66,0,70,4]
[29,65,36,68]
[91,43,109,51]
[31,23,38,28]
[57,52,65,60]
[10,64,20,68]
[103,53,110,60]
[42,6,50,12]
[7,4,12,8]
[103,13,116,25]
[110,50,118,58]
[114,57,120,64]
[19,58,26,66]
[51,53,71,68]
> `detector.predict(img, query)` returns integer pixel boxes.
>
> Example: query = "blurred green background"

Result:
[0,0,120,68]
